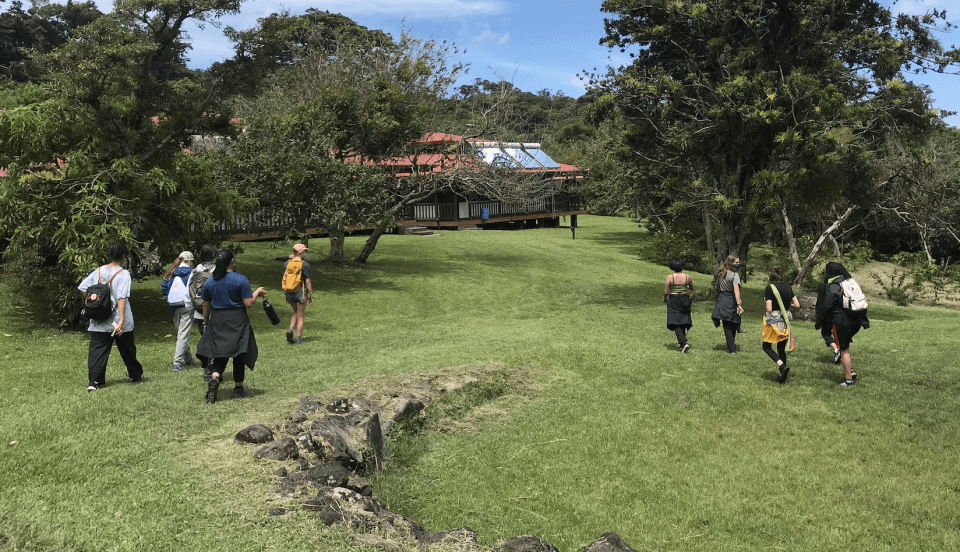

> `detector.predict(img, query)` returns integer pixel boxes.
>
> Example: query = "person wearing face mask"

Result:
[77,241,144,391]
[712,255,744,353]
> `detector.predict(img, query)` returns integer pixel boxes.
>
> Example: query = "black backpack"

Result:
[81,267,121,321]
[189,263,213,310]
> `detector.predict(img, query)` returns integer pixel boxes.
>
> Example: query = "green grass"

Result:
[2,215,959,551]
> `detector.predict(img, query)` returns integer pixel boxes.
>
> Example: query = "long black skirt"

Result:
[196,308,258,369]
[666,294,693,330]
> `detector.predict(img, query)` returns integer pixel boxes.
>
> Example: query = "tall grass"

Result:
[1,215,958,551]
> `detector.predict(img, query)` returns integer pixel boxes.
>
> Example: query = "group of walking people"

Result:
[78,241,313,403]
[664,255,868,385]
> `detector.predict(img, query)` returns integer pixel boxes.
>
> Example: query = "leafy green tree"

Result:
[593,0,958,270]
[209,28,465,262]
[208,9,392,99]
[0,0,104,80]
[0,0,247,326]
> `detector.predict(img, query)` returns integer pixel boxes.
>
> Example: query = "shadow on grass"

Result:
[580,229,646,256]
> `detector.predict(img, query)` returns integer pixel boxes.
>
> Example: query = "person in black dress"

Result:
[664,258,694,353]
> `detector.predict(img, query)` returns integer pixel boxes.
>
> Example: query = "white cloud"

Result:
[473,25,510,46]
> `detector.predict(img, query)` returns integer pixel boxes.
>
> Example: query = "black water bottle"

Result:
[262,299,281,325]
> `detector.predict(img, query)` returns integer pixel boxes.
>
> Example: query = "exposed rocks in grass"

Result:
[795,292,818,321]
[234,367,637,552]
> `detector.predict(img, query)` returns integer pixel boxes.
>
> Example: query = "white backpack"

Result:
[167,273,191,306]
[839,278,868,312]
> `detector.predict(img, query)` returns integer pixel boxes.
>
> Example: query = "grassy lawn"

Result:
[1,215,958,551]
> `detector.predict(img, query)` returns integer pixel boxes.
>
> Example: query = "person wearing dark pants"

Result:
[78,241,143,391]
[815,262,869,386]
[762,266,800,383]
[712,255,744,353]
[196,249,265,403]
[664,258,694,353]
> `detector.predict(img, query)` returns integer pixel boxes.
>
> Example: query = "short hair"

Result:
[107,242,128,262]
[669,258,685,272]
[768,265,784,283]
[199,243,218,263]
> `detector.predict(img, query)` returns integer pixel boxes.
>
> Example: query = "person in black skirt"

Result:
[664,258,694,353]
[762,266,800,383]
[712,255,744,353]
[196,249,266,403]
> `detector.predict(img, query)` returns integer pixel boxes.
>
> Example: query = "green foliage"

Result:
[637,223,710,273]
[870,267,913,306]
[0,1,249,325]
[592,0,957,264]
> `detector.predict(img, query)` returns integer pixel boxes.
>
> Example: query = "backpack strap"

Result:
[769,284,793,333]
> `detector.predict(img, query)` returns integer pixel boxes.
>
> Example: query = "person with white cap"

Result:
[282,243,313,345]
[161,250,196,371]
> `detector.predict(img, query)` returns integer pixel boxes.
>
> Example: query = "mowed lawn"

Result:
[1,215,958,552]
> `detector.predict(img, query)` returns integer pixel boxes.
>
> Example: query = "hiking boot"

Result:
[231,386,247,399]
[206,378,220,404]
[833,349,842,364]
[778,365,790,384]
[286,330,295,344]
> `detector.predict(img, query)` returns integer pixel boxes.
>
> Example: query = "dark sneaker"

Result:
[206,378,220,404]
[127,376,143,383]
[172,363,185,372]
[231,386,247,399]
[833,349,842,364]
[681,344,690,354]
[839,379,856,387]
[286,330,295,344]
[87,384,99,392]
[778,365,790,384]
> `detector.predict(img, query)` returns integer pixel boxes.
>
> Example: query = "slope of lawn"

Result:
[1,215,957,552]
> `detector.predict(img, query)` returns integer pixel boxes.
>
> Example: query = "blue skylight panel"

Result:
[479,147,519,167]
[503,148,541,168]
[526,148,561,169]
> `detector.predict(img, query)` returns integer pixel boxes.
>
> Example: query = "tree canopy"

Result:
[593,0,959,270]
[0,0,247,324]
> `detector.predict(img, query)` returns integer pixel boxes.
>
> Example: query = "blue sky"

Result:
[89,0,960,125]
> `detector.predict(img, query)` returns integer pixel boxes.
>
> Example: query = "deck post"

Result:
[571,214,577,240]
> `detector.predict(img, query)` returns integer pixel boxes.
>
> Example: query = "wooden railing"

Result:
[406,194,583,222]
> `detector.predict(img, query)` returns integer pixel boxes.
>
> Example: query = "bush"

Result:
[637,226,710,273]
[870,268,912,306]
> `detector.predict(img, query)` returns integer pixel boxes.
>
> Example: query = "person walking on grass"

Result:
[664,258,694,353]
[712,255,744,354]
[190,244,218,381]
[161,250,195,372]
[196,249,266,403]
[815,262,869,386]
[817,277,843,366]
[282,243,313,345]
[762,266,800,384]
[78,241,143,391]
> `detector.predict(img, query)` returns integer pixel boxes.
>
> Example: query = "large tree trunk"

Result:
[782,207,801,270]
[826,233,841,258]
[792,207,854,289]
[355,222,389,264]
[329,231,345,261]
[703,208,716,262]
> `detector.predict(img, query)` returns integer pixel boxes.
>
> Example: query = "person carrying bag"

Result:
[762,266,800,384]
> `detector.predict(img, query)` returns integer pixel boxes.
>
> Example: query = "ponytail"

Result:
[212,249,234,280]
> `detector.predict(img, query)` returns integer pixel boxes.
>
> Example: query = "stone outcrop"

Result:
[234,371,641,552]
[795,291,818,321]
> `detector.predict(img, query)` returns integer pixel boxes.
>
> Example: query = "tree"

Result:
[0,0,247,325]
[0,0,104,80]
[208,9,392,99]
[593,0,957,271]
[208,27,465,262]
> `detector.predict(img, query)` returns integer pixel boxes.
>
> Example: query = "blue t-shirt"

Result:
[202,271,252,309]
